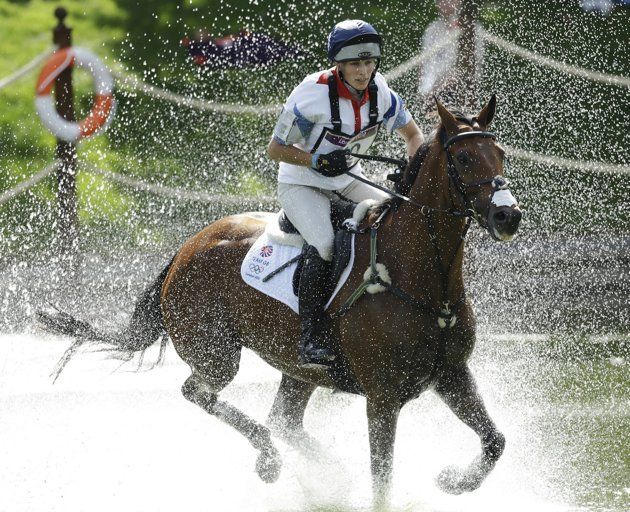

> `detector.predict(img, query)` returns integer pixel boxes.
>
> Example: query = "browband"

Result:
[443,131,496,149]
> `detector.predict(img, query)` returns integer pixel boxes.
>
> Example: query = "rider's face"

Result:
[337,59,377,91]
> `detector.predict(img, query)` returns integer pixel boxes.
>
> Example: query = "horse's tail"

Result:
[38,257,175,382]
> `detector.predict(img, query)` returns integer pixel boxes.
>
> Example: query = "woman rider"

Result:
[268,20,424,369]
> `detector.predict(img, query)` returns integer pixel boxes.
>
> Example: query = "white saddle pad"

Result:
[240,227,355,314]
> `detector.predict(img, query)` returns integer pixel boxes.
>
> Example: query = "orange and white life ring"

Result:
[35,47,115,143]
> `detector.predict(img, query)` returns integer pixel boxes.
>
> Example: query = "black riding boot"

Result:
[298,245,337,369]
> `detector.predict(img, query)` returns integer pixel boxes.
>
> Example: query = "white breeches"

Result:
[277,179,390,261]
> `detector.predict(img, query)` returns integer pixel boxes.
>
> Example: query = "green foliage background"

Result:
[0,0,628,261]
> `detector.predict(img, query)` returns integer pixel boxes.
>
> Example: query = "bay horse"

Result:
[39,97,522,504]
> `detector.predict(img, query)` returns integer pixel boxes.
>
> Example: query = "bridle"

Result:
[443,130,498,196]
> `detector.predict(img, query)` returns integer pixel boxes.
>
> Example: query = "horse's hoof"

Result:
[483,431,506,461]
[255,446,281,483]
[436,465,467,495]
[436,460,488,495]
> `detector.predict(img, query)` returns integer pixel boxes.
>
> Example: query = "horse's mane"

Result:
[368,109,477,220]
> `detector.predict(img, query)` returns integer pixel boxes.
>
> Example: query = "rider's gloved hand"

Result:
[311,149,351,177]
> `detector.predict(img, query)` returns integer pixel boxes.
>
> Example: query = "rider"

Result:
[267,19,424,369]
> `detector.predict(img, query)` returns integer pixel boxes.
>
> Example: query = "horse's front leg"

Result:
[367,396,401,507]
[267,373,321,454]
[433,364,505,494]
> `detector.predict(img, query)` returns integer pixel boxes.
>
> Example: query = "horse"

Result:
[38,97,522,505]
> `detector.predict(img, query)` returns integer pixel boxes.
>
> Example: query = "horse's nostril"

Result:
[513,208,522,221]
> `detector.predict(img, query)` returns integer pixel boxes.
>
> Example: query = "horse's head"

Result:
[436,96,521,241]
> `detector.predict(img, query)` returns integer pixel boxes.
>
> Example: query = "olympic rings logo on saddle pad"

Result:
[35,47,116,143]
[249,264,266,275]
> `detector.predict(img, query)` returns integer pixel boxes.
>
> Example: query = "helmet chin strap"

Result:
[345,79,365,96]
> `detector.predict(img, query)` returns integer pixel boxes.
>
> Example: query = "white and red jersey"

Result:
[273,68,411,190]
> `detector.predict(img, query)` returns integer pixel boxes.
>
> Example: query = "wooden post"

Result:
[457,0,478,110]
[53,7,79,256]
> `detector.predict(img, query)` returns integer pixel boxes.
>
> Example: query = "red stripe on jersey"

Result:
[333,69,368,133]
[316,71,330,85]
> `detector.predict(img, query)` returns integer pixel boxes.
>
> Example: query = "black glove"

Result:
[312,149,351,177]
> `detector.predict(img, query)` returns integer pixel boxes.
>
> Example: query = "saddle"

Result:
[241,199,371,395]
[277,197,357,297]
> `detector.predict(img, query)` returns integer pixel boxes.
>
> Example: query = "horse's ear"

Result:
[476,95,497,128]
[435,96,460,135]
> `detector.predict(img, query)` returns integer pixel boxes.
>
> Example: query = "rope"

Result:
[81,162,276,204]
[0,161,59,205]
[2,27,628,106]
[0,48,54,91]
[1,149,625,212]
[479,28,630,89]
[113,68,281,115]
[504,145,630,174]
[112,27,630,117]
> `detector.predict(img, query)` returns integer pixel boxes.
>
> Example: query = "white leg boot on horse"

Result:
[297,245,337,369]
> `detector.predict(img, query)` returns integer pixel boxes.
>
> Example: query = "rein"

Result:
[351,128,509,220]
[348,152,474,218]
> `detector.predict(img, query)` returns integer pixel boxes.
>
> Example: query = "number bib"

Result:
[312,122,381,169]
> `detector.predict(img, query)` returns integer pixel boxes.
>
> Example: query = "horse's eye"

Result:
[456,152,470,166]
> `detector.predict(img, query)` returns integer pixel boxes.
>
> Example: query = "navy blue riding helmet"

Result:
[327,20,382,63]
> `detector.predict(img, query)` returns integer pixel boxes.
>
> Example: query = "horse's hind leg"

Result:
[180,345,281,484]
[433,364,505,494]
